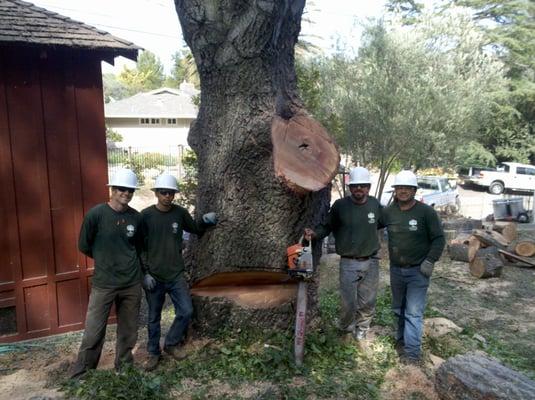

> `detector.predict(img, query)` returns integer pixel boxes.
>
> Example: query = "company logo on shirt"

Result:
[172,222,179,234]
[368,212,375,224]
[409,219,418,231]
[126,224,135,237]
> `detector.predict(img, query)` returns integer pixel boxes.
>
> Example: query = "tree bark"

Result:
[435,351,535,400]
[469,246,503,278]
[175,1,338,333]
[448,243,470,262]
[491,221,517,243]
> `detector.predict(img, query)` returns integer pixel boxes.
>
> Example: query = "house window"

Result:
[167,118,177,125]
[139,118,161,125]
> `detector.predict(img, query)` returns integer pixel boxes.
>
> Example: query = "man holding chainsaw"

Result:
[305,166,382,341]
[140,174,217,371]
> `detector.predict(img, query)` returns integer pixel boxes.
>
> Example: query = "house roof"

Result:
[105,83,200,119]
[0,0,140,61]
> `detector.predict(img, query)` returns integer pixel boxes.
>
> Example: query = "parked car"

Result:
[463,162,535,194]
[457,165,495,186]
[380,176,460,213]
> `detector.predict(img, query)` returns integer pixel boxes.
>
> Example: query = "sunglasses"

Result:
[349,184,370,189]
[114,186,135,193]
[158,190,176,196]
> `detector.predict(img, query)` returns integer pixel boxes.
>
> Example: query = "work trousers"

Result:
[145,275,193,356]
[339,257,380,333]
[70,283,142,378]
[390,264,429,359]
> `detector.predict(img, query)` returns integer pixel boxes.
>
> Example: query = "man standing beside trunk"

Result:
[141,174,217,371]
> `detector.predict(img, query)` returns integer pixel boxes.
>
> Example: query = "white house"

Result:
[104,82,199,153]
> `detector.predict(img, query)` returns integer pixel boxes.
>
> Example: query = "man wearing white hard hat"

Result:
[382,170,445,365]
[305,166,382,341]
[140,174,217,371]
[71,168,143,378]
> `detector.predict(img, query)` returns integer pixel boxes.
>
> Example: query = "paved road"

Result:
[457,185,535,220]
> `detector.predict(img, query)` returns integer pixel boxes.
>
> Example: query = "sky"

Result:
[29,0,388,74]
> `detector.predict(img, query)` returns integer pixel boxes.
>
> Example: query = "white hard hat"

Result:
[393,170,418,188]
[108,168,138,189]
[152,174,179,192]
[348,167,371,185]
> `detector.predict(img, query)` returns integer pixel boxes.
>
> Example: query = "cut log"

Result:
[469,246,503,278]
[514,239,535,257]
[472,229,508,249]
[498,249,535,267]
[443,218,482,233]
[448,243,470,262]
[467,236,481,262]
[449,233,471,245]
[435,351,535,400]
[491,221,517,243]
[272,115,340,194]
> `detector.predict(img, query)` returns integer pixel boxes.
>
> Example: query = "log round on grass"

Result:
[469,247,503,278]
[514,240,535,257]
[435,352,535,400]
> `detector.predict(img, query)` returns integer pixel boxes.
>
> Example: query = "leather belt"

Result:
[342,255,371,261]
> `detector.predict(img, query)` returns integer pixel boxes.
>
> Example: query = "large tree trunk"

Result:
[175,1,339,334]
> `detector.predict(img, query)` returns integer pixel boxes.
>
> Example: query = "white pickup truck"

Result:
[464,162,535,194]
[381,176,460,212]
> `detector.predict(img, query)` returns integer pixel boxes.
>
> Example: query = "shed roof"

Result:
[105,83,199,119]
[0,0,140,61]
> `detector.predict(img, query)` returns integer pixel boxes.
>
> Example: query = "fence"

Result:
[107,145,188,185]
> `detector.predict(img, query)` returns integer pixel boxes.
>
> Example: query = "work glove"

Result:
[143,274,156,291]
[202,212,218,225]
[420,259,434,278]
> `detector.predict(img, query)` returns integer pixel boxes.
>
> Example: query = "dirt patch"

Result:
[380,365,439,400]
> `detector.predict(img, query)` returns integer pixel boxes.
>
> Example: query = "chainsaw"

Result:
[286,236,313,280]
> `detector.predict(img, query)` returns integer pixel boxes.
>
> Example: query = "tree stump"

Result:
[469,246,503,278]
[448,243,470,262]
[435,351,535,400]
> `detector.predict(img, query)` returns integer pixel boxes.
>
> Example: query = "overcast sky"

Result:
[28,0,388,74]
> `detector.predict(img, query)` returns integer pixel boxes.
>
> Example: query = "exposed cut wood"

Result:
[449,233,471,245]
[435,352,535,400]
[472,229,508,249]
[491,221,517,243]
[469,246,503,278]
[448,235,480,262]
[467,236,481,262]
[514,240,535,257]
[272,115,340,193]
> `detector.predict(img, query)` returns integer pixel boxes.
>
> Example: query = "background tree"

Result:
[316,10,504,198]
[118,50,165,94]
[164,48,200,89]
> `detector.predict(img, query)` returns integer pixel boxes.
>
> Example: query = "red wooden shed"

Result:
[0,0,140,342]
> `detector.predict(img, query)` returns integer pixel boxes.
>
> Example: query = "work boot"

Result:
[394,339,405,356]
[144,354,160,371]
[400,355,422,367]
[353,328,367,341]
[164,345,187,361]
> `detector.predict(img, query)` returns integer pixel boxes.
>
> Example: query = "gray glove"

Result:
[202,212,218,225]
[143,274,156,291]
[420,259,434,278]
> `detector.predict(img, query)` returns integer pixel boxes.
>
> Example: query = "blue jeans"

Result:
[390,264,429,359]
[145,275,193,356]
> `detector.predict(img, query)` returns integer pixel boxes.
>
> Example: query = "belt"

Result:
[342,255,371,261]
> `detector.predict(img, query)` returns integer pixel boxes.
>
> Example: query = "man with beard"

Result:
[382,170,445,365]
[305,167,382,340]
[140,174,217,371]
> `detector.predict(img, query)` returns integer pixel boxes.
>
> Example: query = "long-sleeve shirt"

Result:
[140,204,206,283]
[78,203,142,289]
[381,201,445,266]
[315,196,382,258]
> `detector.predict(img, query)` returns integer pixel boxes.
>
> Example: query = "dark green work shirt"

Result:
[315,196,382,258]
[141,204,206,283]
[382,201,445,266]
[78,203,142,289]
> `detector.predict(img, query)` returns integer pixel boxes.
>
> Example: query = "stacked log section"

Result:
[469,246,503,278]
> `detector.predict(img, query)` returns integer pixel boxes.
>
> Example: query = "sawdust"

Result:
[380,365,439,400]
